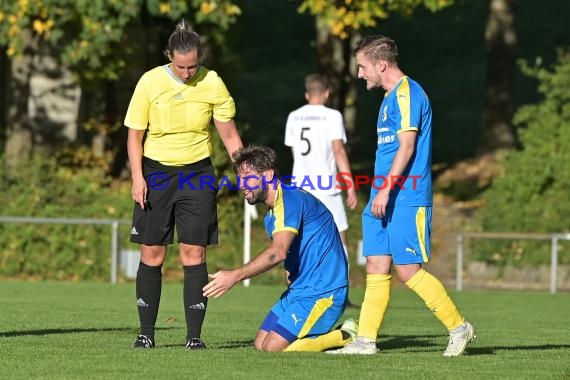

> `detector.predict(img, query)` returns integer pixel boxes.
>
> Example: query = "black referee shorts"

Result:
[130,157,218,246]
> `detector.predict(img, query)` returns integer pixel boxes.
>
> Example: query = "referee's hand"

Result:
[132,176,148,209]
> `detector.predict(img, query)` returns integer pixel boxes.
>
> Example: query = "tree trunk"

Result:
[314,16,360,143]
[5,30,36,168]
[0,48,6,148]
[478,0,517,154]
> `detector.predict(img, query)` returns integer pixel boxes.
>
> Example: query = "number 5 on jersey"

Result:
[301,127,311,156]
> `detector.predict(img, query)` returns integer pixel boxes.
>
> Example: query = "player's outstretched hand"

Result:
[203,271,240,298]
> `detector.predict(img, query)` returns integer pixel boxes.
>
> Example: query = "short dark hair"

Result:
[353,35,398,64]
[164,19,202,58]
[305,74,329,94]
[232,145,278,176]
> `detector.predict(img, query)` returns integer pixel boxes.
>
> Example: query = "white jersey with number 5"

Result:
[284,104,346,196]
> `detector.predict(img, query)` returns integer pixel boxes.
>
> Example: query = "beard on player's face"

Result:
[245,187,268,205]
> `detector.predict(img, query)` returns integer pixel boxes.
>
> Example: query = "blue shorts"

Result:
[362,206,431,265]
[259,286,348,343]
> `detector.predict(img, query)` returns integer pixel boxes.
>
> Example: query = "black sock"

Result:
[183,263,209,339]
[136,261,162,338]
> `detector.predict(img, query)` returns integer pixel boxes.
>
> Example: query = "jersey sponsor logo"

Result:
[378,135,396,145]
[292,115,326,121]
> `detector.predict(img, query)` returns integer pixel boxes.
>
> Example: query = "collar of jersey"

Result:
[162,64,202,85]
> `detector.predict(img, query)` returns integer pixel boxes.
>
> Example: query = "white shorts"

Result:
[315,193,348,232]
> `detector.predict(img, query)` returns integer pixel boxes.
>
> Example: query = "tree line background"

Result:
[0,0,569,282]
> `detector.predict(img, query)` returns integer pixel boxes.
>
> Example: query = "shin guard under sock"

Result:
[358,274,391,339]
[136,262,163,338]
[406,268,464,331]
[183,263,209,339]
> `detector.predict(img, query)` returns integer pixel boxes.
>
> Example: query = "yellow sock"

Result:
[284,330,350,352]
[405,268,464,331]
[357,273,391,340]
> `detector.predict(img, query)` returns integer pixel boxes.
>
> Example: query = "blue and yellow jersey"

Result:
[124,65,236,166]
[371,76,432,206]
[264,184,348,294]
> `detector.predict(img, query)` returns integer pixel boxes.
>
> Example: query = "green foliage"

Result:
[297,0,453,38]
[475,49,570,266]
[191,0,241,35]
[0,0,240,80]
[0,153,133,280]
[56,117,125,175]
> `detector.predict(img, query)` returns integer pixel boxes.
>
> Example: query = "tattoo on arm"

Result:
[241,250,282,280]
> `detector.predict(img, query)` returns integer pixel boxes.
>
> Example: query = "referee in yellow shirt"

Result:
[124,20,243,350]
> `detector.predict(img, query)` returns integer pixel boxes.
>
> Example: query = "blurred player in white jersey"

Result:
[285,74,358,307]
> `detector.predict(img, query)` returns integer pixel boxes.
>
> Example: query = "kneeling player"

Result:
[203,145,356,351]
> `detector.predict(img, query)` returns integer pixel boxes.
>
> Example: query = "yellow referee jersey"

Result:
[124,65,236,166]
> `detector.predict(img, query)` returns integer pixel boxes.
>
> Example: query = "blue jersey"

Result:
[371,76,432,207]
[264,183,348,294]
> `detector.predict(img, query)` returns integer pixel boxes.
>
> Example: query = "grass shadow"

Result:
[379,334,570,356]
[214,339,255,349]
[379,334,441,352]
[160,339,254,349]
[467,344,570,356]
[0,326,178,338]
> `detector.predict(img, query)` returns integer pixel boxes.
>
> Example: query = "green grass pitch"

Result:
[0,281,568,379]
